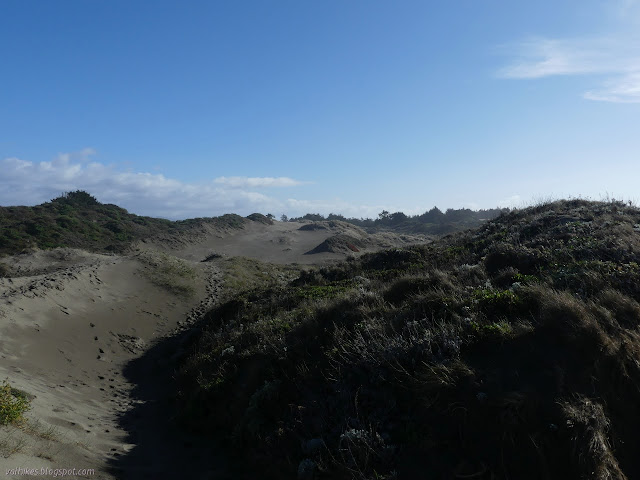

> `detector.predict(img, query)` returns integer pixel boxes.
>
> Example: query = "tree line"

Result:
[284,206,507,234]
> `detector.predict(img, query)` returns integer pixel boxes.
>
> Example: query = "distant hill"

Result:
[0,190,248,256]
[178,198,640,479]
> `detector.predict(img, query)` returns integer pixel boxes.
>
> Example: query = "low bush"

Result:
[0,380,31,426]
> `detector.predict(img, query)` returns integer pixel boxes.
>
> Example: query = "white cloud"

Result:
[498,194,522,209]
[285,198,386,219]
[463,202,481,210]
[0,150,494,220]
[213,176,307,188]
[498,3,640,103]
[284,199,429,219]
[0,150,407,220]
[0,150,304,219]
[497,37,633,79]
[583,71,640,102]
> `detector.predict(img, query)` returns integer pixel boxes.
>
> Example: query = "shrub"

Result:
[52,190,99,206]
[0,380,31,425]
[384,271,454,305]
[55,215,78,229]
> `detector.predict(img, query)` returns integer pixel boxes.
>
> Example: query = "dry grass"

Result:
[219,256,301,297]
[562,397,626,480]
[0,430,28,458]
[136,250,199,297]
[22,419,59,441]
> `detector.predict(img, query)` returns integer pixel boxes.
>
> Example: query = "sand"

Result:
[0,221,428,479]
[171,220,428,264]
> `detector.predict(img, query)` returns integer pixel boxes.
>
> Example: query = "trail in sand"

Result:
[0,248,218,479]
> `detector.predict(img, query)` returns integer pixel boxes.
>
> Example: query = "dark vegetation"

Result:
[289,207,506,235]
[178,199,640,479]
[0,190,247,257]
[247,213,275,225]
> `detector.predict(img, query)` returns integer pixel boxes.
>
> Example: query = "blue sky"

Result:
[1,0,639,219]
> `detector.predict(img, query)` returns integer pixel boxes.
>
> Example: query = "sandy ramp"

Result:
[0,249,219,479]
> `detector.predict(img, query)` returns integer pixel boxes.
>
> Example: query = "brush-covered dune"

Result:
[0,192,428,479]
[3,195,640,479]
[177,199,640,480]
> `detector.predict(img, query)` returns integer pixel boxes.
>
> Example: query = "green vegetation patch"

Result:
[0,381,31,426]
[472,287,521,306]
[219,256,300,298]
[466,319,514,339]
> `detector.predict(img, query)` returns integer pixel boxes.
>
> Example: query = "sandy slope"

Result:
[0,221,428,479]
[0,248,219,479]
[171,220,427,264]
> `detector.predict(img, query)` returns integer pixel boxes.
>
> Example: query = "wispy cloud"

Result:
[498,194,522,209]
[497,37,634,79]
[284,199,430,219]
[0,150,396,219]
[0,150,307,219]
[213,176,307,188]
[612,0,640,22]
[285,198,386,219]
[583,71,640,103]
[498,2,640,103]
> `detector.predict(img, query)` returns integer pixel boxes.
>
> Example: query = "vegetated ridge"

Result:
[0,191,248,258]
[177,199,640,479]
[0,192,499,260]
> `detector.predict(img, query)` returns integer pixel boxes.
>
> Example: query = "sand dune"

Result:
[0,221,427,478]
[171,220,428,264]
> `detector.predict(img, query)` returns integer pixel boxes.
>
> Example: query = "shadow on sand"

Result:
[106,325,249,479]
